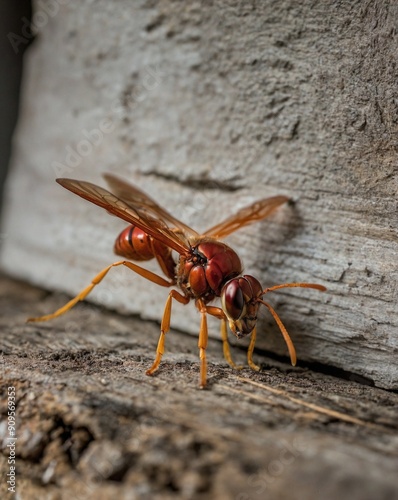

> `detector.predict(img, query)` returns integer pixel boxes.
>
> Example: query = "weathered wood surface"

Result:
[1,1,397,389]
[1,275,398,499]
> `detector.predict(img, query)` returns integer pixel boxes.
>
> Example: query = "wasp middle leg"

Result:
[146,289,189,377]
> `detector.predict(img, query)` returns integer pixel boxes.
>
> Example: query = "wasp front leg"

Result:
[205,306,243,371]
[247,327,261,371]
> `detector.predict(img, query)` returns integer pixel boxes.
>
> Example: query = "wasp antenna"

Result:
[258,299,297,366]
[261,282,327,296]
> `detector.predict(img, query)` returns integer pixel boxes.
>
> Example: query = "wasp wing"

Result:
[204,195,290,239]
[103,173,199,239]
[56,178,189,255]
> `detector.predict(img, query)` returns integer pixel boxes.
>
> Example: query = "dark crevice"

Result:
[251,346,377,387]
[296,358,376,387]
[142,170,242,192]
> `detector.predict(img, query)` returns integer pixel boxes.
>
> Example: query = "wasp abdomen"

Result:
[114,225,154,261]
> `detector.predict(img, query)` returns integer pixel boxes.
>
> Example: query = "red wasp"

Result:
[28,174,326,387]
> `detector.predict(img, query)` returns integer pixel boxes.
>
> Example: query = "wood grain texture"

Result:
[1,0,397,388]
[1,276,398,499]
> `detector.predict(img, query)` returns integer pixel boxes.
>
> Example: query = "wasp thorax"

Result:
[178,240,242,301]
[221,275,263,338]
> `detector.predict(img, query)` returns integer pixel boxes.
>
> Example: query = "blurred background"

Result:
[0,1,32,210]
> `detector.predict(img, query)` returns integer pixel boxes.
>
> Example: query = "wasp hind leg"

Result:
[27,260,175,323]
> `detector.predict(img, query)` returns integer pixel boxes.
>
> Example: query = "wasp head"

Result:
[220,275,263,338]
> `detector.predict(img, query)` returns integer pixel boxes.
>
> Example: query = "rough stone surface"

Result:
[1,275,398,499]
[1,1,398,389]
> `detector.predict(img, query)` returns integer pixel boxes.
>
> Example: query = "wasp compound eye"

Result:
[222,278,245,320]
